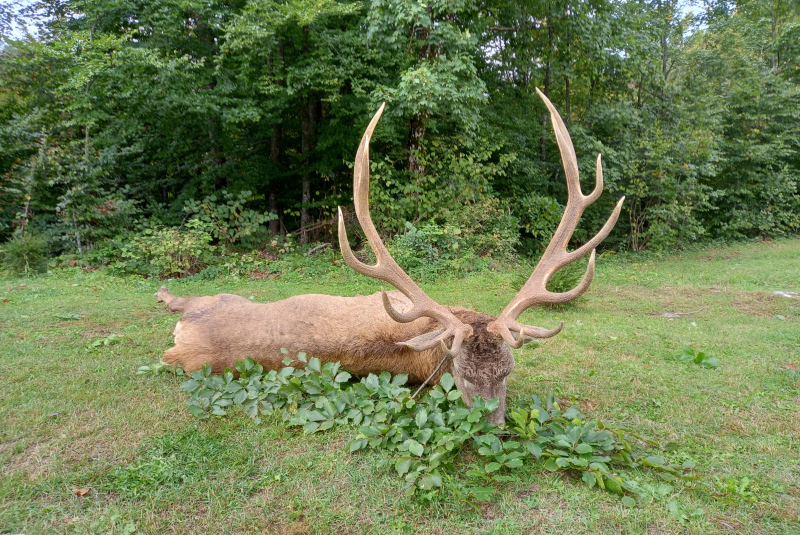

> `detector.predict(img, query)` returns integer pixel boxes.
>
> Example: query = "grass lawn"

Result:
[1,238,798,534]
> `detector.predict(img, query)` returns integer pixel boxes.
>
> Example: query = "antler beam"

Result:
[338,104,473,355]
[487,89,625,348]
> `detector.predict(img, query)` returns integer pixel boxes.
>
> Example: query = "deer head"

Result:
[338,90,624,425]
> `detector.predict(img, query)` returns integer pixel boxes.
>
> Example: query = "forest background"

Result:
[0,0,798,277]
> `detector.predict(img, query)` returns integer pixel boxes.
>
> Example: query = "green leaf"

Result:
[408,440,424,457]
[605,476,623,495]
[439,373,455,392]
[485,462,502,473]
[181,379,200,392]
[526,442,542,458]
[446,390,462,401]
[334,372,352,383]
[187,404,208,418]
[505,458,524,469]
[484,398,500,413]
[582,470,597,488]
[415,409,428,427]
[575,443,594,454]
[418,473,442,489]
[233,389,248,405]
[621,496,636,508]
[395,458,412,476]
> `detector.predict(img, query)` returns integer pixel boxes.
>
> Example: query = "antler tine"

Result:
[487,89,624,348]
[338,104,473,355]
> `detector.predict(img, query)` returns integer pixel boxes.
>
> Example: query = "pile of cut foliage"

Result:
[175,355,696,504]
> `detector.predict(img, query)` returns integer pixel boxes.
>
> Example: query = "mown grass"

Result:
[1,238,798,534]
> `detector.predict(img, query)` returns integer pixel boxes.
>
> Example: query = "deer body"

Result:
[158,91,623,425]
[159,287,508,383]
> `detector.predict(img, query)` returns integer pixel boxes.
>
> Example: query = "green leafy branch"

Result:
[179,356,696,504]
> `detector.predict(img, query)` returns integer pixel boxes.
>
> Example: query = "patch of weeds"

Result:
[105,430,228,498]
[680,346,719,369]
[136,361,185,376]
[710,476,756,504]
[781,360,799,381]
[668,498,706,525]
[178,356,696,505]
[86,512,142,534]
[87,333,122,351]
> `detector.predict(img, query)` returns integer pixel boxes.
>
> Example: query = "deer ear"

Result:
[397,329,445,351]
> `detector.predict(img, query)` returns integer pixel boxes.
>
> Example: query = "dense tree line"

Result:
[0,0,798,266]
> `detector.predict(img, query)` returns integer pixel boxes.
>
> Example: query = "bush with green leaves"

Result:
[515,193,564,255]
[113,219,218,278]
[389,221,463,278]
[1,234,48,274]
[179,356,696,504]
[439,196,520,261]
[184,190,276,250]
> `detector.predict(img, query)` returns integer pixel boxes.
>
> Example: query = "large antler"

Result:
[487,89,625,348]
[338,104,473,355]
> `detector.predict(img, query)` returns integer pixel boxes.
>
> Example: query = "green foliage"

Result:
[113,220,218,279]
[0,0,797,263]
[369,139,515,234]
[516,193,564,254]
[439,196,520,261]
[544,259,588,295]
[680,346,720,369]
[184,190,276,250]
[181,357,695,503]
[1,234,48,274]
[390,222,464,278]
[388,196,520,278]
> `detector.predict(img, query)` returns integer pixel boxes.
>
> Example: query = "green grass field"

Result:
[1,239,798,534]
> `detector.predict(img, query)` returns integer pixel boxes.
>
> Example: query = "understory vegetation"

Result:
[1,238,798,533]
[1,0,799,277]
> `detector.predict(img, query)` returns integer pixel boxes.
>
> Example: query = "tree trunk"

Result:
[541,11,553,162]
[408,112,427,176]
[300,95,318,245]
[771,0,778,72]
[269,123,281,236]
[209,128,227,190]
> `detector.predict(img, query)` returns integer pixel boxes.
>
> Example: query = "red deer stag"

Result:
[157,89,624,424]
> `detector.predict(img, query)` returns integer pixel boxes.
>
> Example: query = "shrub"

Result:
[390,221,462,278]
[440,196,520,261]
[114,220,217,278]
[1,234,48,274]
[515,193,564,256]
[184,190,276,250]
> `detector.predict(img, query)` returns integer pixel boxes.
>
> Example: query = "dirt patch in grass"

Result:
[606,285,718,316]
[645,523,678,535]
[700,250,742,262]
[3,439,55,481]
[731,292,793,317]
[712,515,750,533]
[80,327,114,339]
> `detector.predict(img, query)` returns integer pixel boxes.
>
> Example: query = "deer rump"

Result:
[157,90,624,425]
